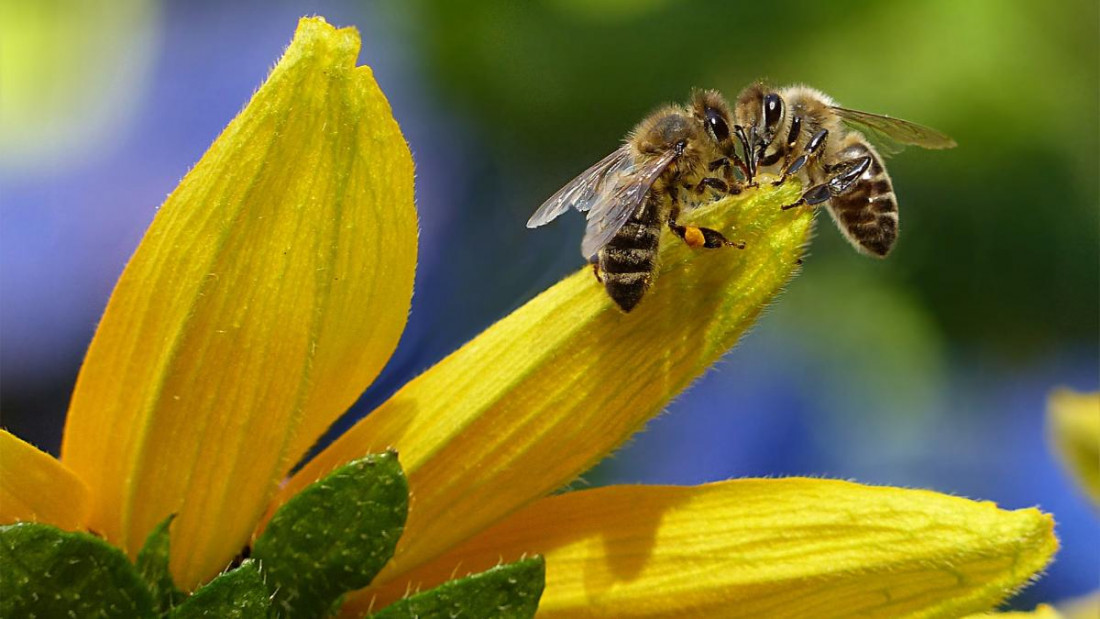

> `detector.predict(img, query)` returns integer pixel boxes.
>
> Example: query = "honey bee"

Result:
[526,90,750,312]
[735,83,956,256]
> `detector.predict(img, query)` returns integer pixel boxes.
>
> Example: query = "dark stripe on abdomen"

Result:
[599,195,663,311]
[829,164,899,256]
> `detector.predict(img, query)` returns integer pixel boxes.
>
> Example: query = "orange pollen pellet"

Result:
[684,226,706,248]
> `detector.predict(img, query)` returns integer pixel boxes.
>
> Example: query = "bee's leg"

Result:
[695,227,746,249]
[711,153,750,187]
[695,176,739,197]
[773,125,824,187]
[708,158,730,173]
[734,125,758,186]
[707,159,747,194]
[782,155,871,211]
[667,204,746,250]
[586,253,604,283]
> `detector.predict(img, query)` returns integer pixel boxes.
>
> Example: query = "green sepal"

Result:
[136,513,186,612]
[372,556,546,619]
[0,522,155,618]
[253,450,408,617]
[167,559,269,618]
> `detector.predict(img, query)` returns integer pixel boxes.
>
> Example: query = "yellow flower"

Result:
[1042,390,1100,619]
[1,16,1057,617]
[961,390,1100,619]
[1047,389,1100,506]
[6,16,415,590]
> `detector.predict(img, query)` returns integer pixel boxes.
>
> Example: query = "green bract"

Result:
[1,452,545,618]
[373,557,546,619]
[254,451,409,617]
[166,561,268,619]
[137,515,186,613]
[1,523,155,618]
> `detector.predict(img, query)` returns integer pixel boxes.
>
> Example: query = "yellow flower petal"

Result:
[1057,591,1100,619]
[1047,389,1100,505]
[0,430,89,531]
[282,180,812,583]
[966,603,1064,617]
[346,479,1057,617]
[59,17,415,589]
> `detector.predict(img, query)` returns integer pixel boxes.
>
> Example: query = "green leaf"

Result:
[167,560,269,618]
[372,556,546,619]
[136,513,186,613]
[0,522,154,618]
[253,450,408,617]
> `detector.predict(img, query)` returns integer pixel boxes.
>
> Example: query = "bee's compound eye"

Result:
[763,93,783,132]
[705,107,730,142]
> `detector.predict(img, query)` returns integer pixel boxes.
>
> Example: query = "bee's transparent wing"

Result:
[832,106,956,157]
[526,147,634,228]
[580,148,678,259]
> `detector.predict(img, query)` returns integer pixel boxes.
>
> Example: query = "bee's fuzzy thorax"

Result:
[781,84,838,108]
[630,105,700,156]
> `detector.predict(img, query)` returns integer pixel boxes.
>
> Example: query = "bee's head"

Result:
[734,83,785,162]
[690,89,734,149]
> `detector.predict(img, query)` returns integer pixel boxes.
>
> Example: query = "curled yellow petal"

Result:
[348,479,1057,617]
[284,179,811,583]
[60,17,415,589]
[0,430,89,531]
[1047,389,1100,505]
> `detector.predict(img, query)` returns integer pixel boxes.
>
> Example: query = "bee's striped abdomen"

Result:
[827,140,898,257]
[599,194,663,312]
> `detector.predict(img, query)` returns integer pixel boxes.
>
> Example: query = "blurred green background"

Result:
[2,0,1097,609]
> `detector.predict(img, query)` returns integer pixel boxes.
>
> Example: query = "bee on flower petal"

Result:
[734,83,956,257]
[527,90,751,313]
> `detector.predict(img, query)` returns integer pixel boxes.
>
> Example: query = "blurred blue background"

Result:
[2,0,1096,608]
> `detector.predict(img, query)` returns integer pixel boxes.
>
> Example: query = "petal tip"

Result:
[289,16,362,70]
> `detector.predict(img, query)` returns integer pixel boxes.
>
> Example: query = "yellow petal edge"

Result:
[0,430,90,531]
[1047,389,1100,506]
[60,17,415,589]
[349,479,1057,618]
[282,179,812,586]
